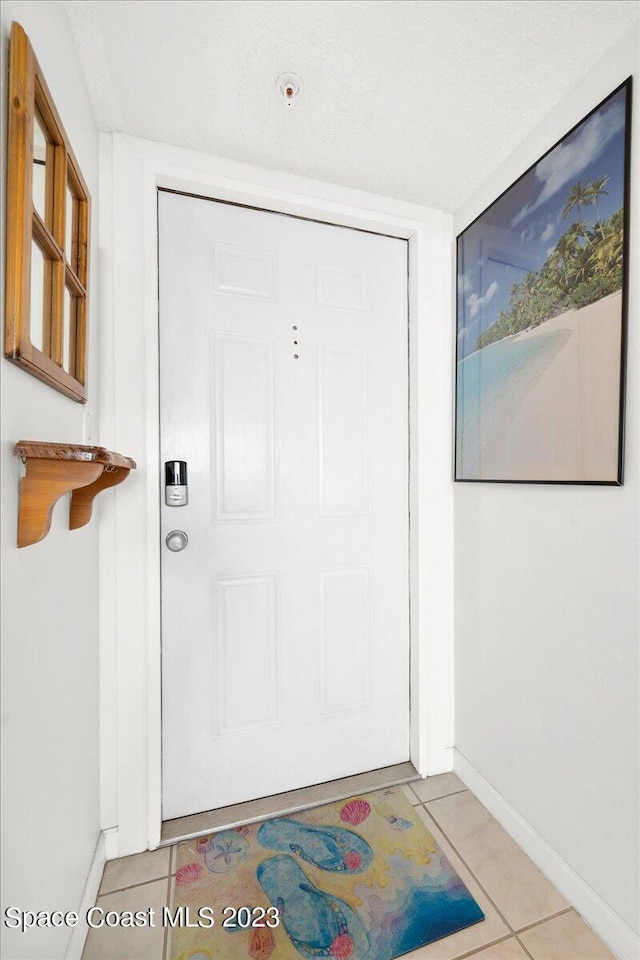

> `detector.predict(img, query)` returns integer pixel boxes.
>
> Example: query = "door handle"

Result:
[166,530,188,552]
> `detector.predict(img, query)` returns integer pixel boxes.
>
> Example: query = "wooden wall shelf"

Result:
[14,441,136,547]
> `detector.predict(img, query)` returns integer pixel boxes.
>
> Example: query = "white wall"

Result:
[0,3,101,958]
[454,25,639,951]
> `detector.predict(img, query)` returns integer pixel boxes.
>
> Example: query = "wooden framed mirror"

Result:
[5,22,91,402]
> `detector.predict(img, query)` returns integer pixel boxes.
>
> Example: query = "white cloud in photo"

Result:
[467,280,498,319]
[520,226,535,245]
[546,245,556,257]
[540,221,555,243]
[457,270,473,295]
[511,99,624,226]
[458,315,480,341]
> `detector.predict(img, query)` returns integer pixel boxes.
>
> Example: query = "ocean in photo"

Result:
[456,327,570,478]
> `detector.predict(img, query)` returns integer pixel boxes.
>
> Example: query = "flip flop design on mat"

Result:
[257,854,369,960]
[257,818,373,873]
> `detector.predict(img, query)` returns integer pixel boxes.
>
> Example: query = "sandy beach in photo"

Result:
[478,290,623,481]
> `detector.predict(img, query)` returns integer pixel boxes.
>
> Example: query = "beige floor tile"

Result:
[82,878,169,960]
[402,806,510,959]
[427,791,567,930]
[519,910,615,960]
[411,773,467,803]
[163,876,176,960]
[401,782,422,805]
[466,938,530,959]
[100,847,171,894]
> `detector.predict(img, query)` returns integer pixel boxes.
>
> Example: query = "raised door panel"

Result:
[319,567,372,716]
[213,243,276,300]
[316,347,369,517]
[215,575,278,736]
[212,332,276,522]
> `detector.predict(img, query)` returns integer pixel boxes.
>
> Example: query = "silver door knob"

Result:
[166,530,188,552]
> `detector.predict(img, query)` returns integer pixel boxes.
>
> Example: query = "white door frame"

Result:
[99,132,454,857]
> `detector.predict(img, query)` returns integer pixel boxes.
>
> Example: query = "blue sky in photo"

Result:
[457,85,628,359]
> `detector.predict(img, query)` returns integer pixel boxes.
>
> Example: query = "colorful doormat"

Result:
[171,786,484,960]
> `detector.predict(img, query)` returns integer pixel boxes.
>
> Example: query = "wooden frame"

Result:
[5,22,91,402]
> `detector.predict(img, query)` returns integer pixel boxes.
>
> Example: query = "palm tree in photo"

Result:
[562,181,593,235]
[560,221,591,287]
[546,245,561,279]
[586,175,610,232]
[589,227,623,278]
[553,226,581,293]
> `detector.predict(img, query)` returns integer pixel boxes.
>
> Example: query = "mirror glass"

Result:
[33,115,47,222]
[63,285,73,373]
[65,182,76,265]
[30,241,45,352]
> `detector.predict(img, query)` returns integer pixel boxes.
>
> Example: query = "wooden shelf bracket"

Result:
[14,441,136,547]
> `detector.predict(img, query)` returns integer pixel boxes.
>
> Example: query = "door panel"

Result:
[213,332,276,520]
[215,574,278,736]
[159,191,410,819]
[319,567,372,715]
[317,347,369,516]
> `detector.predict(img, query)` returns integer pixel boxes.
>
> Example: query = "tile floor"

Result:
[83,775,615,960]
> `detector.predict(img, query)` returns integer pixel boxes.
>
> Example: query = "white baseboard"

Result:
[102,826,119,861]
[453,749,640,960]
[65,831,108,959]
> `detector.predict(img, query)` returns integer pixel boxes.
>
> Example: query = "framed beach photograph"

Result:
[455,78,632,484]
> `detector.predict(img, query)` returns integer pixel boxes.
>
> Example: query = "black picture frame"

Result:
[455,78,632,485]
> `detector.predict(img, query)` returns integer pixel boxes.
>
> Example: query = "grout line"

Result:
[451,932,522,960]
[514,906,573,936]
[514,933,536,959]
[100,874,171,897]
[162,869,171,960]
[419,786,469,803]
[402,784,422,805]
[423,801,516,936]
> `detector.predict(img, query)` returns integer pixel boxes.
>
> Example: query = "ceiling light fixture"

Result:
[276,73,302,107]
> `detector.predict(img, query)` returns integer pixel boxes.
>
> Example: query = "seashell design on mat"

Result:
[327,932,357,959]
[384,814,413,831]
[339,798,371,826]
[176,862,203,886]
[373,798,413,830]
[249,925,276,959]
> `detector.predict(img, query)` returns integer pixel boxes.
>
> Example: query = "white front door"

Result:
[159,191,410,820]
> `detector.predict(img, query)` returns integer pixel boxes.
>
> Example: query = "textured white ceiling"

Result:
[62,0,639,211]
